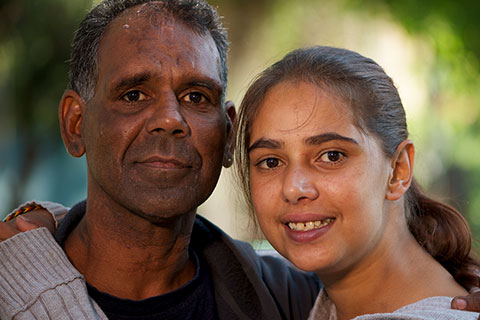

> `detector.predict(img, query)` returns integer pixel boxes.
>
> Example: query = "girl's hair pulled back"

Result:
[236,46,479,289]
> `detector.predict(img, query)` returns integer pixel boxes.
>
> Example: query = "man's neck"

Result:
[64,200,197,300]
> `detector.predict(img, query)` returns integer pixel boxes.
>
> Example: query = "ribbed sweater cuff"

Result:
[0,228,83,317]
[11,200,69,227]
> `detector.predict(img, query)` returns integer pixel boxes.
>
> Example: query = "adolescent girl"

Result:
[236,46,480,319]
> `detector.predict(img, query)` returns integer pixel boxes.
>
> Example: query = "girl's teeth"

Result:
[288,218,333,231]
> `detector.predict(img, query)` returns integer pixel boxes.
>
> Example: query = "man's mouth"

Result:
[287,218,335,231]
[138,156,192,169]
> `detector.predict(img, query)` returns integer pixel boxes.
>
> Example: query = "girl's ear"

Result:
[59,90,86,158]
[386,140,415,201]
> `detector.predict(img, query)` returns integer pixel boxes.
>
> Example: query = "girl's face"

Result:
[248,81,395,276]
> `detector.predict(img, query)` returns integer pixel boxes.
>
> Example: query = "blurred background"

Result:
[1,0,479,243]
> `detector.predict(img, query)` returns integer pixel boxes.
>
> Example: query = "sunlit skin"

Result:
[57,4,235,300]
[248,81,467,319]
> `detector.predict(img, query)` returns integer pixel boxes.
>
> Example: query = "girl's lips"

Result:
[281,213,334,224]
[287,218,335,231]
[283,218,335,243]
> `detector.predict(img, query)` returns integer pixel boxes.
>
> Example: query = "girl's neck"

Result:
[321,231,468,320]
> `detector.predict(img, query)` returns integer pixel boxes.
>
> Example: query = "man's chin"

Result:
[122,194,200,221]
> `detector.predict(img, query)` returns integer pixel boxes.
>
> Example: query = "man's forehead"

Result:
[94,4,222,93]
[100,4,218,58]
[101,6,218,59]
[113,2,176,27]
[105,4,182,39]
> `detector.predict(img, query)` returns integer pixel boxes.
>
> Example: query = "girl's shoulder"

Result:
[354,296,480,320]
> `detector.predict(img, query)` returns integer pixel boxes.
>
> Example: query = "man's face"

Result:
[81,7,231,221]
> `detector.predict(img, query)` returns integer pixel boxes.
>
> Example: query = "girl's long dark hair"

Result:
[236,46,479,290]
[408,180,479,289]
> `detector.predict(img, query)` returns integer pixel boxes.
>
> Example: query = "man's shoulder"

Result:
[192,214,321,292]
[0,228,100,319]
[192,214,279,268]
[192,215,321,320]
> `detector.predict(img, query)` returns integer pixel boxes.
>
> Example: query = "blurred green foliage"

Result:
[0,0,92,212]
[1,0,479,242]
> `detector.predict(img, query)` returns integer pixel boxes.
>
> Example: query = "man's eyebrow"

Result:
[248,138,283,152]
[113,72,152,91]
[185,79,223,92]
[305,133,358,145]
[182,74,225,101]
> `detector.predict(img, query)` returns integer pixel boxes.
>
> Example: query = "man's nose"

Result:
[146,92,189,137]
[282,166,319,204]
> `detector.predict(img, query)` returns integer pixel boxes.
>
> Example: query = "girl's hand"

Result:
[0,209,56,241]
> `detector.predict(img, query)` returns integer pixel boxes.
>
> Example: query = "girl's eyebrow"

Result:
[306,133,358,145]
[248,133,358,153]
[248,138,282,152]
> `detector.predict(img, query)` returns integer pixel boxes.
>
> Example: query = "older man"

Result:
[0,0,319,319]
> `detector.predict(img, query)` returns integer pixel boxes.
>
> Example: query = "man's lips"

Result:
[136,156,192,169]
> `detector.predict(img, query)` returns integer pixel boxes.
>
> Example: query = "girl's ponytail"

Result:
[407,179,480,290]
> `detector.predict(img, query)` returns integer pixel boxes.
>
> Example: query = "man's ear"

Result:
[59,90,85,158]
[222,100,236,168]
[386,140,415,201]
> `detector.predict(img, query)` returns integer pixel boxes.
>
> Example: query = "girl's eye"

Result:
[122,90,147,102]
[320,151,345,163]
[257,157,281,169]
[183,92,207,104]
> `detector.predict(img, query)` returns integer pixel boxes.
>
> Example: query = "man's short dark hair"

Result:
[69,0,228,102]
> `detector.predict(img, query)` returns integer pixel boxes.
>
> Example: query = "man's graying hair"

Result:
[69,0,228,102]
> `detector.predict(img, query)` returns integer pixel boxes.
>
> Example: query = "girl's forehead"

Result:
[251,81,355,136]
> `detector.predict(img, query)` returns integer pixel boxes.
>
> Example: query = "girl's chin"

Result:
[285,254,334,273]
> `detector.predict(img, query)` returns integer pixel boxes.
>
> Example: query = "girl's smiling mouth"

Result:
[287,218,335,231]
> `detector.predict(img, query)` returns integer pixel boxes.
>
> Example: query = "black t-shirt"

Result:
[86,250,218,320]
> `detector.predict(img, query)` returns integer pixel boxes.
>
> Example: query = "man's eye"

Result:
[258,158,281,169]
[122,90,146,102]
[319,151,345,163]
[183,92,207,104]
